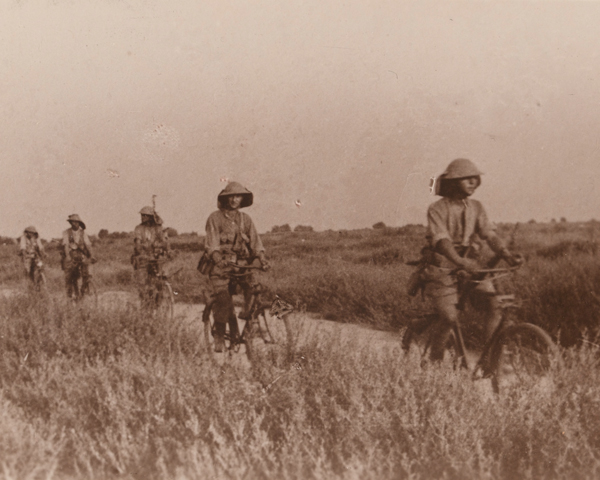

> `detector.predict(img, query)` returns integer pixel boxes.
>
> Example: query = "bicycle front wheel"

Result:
[490,323,561,393]
[34,269,48,294]
[80,278,98,307]
[243,307,296,365]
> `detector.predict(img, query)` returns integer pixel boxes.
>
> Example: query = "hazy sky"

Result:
[1,0,599,238]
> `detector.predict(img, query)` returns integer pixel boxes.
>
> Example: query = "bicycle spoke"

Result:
[491,323,560,393]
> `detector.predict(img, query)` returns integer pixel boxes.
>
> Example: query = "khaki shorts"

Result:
[423,265,459,305]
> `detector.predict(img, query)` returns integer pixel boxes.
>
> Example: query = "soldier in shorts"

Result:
[203,182,269,352]
[422,159,521,360]
[131,206,171,306]
[18,226,45,284]
[62,214,95,300]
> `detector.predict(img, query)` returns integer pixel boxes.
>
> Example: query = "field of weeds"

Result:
[0,221,599,479]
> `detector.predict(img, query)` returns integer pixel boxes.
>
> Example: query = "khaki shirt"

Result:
[62,228,92,257]
[426,197,496,249]
[19,235,44,258]
[205,209,264,257]
[133,223,168,257]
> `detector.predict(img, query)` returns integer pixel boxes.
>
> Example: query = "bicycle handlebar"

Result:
[451,263,522,279]
[226,261,266,270]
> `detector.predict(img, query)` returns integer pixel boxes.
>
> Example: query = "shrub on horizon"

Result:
[271,224,292,233]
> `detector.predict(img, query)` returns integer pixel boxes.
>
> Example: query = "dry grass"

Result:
[0,221,599,478]
[0,295,599,479]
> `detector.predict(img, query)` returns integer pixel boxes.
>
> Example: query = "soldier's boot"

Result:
[214,322,226,353]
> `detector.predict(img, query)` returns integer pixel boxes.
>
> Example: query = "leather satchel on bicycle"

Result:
[197,250,213,275]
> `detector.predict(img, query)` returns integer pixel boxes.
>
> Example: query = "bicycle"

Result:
[140,259,176,321]
[202,263,292,361]
[402,262,562,393]
[23,254,47,294]
[65,253,98,304]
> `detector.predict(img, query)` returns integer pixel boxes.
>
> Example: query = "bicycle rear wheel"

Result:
[490,323,561,393]
[33,269,48,294]
[79,278,98,307]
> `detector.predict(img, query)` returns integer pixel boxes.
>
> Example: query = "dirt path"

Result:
[0,288,500,396]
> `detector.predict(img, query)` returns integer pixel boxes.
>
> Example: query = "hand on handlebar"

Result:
[457,257,479,274]
[504,253,524,267]
[260,260,271,272]
[217,259,230,270]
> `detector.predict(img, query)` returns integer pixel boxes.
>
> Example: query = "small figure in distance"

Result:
[61,214,95,300]
[18,226,45,285]
[132,206,171,308]
[420,158,521,361]
[202,181,269,352]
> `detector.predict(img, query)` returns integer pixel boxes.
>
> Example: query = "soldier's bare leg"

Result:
[135,265,152,308]
[429,297,459,361]
[425,271,460,362]
[23,258,34,283]
[209,275,236,352]
[65,266,79,300]
[472,292,502,344]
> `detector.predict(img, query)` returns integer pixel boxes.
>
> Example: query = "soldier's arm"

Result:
[37,239,46,258]
[205,215,221,256]
[83,232,94,257]
[244,214,268,267]
[18,236,26,255]
[133,228,142,256]
[475,204,516,262]
[245,213,265,254]
[160,228,172,258]
[62,231,70,257]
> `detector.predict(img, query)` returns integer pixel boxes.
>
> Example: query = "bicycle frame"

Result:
[406,264,522,371]
[25,254,47,291]
[65,254,95,301]
[414,261,560,391]
[204,262,280,356]
[450,290,519,377]
[141,259,176,317]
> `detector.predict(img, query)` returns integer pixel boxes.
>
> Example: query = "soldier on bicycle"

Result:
[203,181,269,352]
[18,226,45,284]
[132,206,171,306]
[419,159,521,361]
[61,214,95,299]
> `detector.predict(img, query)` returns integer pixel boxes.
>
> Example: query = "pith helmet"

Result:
[434,158,483,196]
[139,206,155,216]
[139,206,163,225]
[24,226,38,235]
[217,181,253,209]
[442,158,483,179]
[67,214,86,230]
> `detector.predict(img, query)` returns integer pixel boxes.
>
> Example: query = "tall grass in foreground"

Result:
[1,296,600,479]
